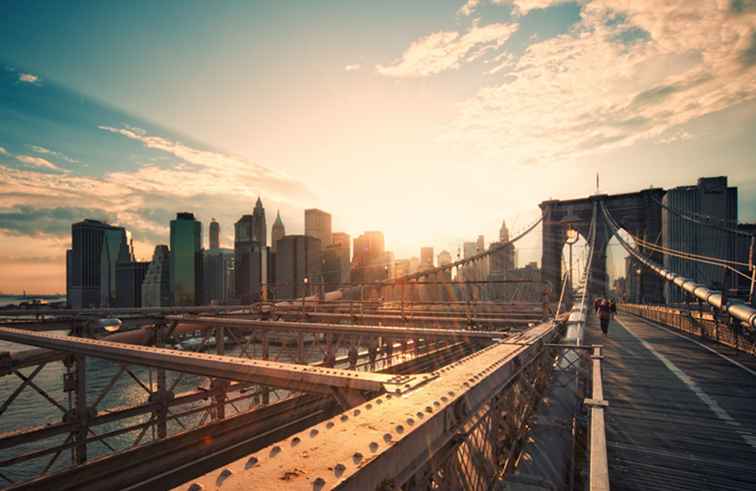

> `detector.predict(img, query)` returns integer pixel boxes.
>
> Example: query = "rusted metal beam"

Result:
[0,328,427,400]
[179,322,557,490]
[167,316,512,339]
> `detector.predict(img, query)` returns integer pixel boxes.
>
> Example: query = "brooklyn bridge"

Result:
[1,185,755,491]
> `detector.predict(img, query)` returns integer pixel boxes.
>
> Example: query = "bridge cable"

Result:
[601,201,756,329]
[652,195,753,238]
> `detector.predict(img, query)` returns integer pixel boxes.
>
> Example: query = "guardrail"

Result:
[587,345,609,491]
[620,304,755,355]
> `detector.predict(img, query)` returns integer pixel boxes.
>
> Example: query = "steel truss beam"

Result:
[180,322,558,490]
[0,328,426,401]
[268,311,538,327]
[166,315,510,339]
[5,342,476,491]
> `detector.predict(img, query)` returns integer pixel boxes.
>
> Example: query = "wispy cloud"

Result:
[444,0,756,163]
[0,147,7,156]
[28,145,79,163]
[16,155,64,171]
[460,0,569,17]
[18,73,40,84]
[345,64,361,72]
[457,0,481,16]
[377,22,518,77]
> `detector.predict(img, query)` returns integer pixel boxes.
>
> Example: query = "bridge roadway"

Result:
[585,312,756,490]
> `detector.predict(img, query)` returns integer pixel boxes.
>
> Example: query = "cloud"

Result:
[377,22,518,77]
[0,205,117,237]
[18,73,39,84]
[460,0,570,16]
[16,154,64,171]
[444,0,756,164]
[458,0,481,16]
[345,64,361,71]
[0,147,7,156]
[28,144,79,163]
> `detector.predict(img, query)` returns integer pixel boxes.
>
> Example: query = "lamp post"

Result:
[303,276,309,313]
[566,225,579,291]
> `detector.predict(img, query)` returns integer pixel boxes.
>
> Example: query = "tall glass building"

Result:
[170,212,203,306]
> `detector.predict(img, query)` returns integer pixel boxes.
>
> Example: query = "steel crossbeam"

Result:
[178,322,557,490]
[166,315,509,339]
[0,328,429,400]
[269,311,537,326]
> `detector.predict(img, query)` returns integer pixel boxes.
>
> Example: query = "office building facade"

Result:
[170,212,203,306]
[209,218,220,249]
[662,177,738,304]
[203,248,235,305]
[305,209,332,247]
[271,210,285,253]
[276,235,322,299]
[115,261,150,308]
[142,245,171,307]
[68,219,128,308]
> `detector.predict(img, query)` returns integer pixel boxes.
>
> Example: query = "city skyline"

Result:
[2,1,756,293]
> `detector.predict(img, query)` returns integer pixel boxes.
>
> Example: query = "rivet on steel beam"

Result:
[217,468,233,486]
[340,415,349,422]
[353,452,363,464]
[313,477,326,490]
[310,429,319,438]
[406,417,415,425]
[376,399,383,405]
[334,463,346,477]
[326,421,335,429]
[433,401,440,407]
[291,437,301,447]
[369,442,379,452]
[448,391,455,396]
[416,411,424,418]
[425,406,433,413]
[270,445,281,457]
[353,409,361,416]
[187,483,204,491]
[245,456,258,469]
[383,433,393,443]
[366,403,373,410]
[395,425,405,434]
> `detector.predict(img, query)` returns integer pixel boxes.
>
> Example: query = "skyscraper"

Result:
[100,227,130,307]
[351,231,386,284]
[271,210,285,253]
[203,247,235,305]
[115,260,150,307]
[500,220,510,242]
[170,212,202,306]
[305,209,332,247]
[438,250,453,281]
[331,232,351,287]
[209,218,220,249]
[235,212,268,303]
[142,245,171,307]
[420,247,434,270]
[662,177,739,303]
[253,197,267,247]
[68,219,128,308]
[276,235,322,299]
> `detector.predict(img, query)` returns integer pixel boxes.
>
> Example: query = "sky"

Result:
[1,0,755,294]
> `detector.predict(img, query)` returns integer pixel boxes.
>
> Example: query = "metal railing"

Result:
[620,304,756,355]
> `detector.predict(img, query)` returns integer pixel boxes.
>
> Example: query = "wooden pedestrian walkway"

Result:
[585,312,756,490]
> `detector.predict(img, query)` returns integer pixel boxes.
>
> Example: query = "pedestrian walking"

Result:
[597,298,612,335]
